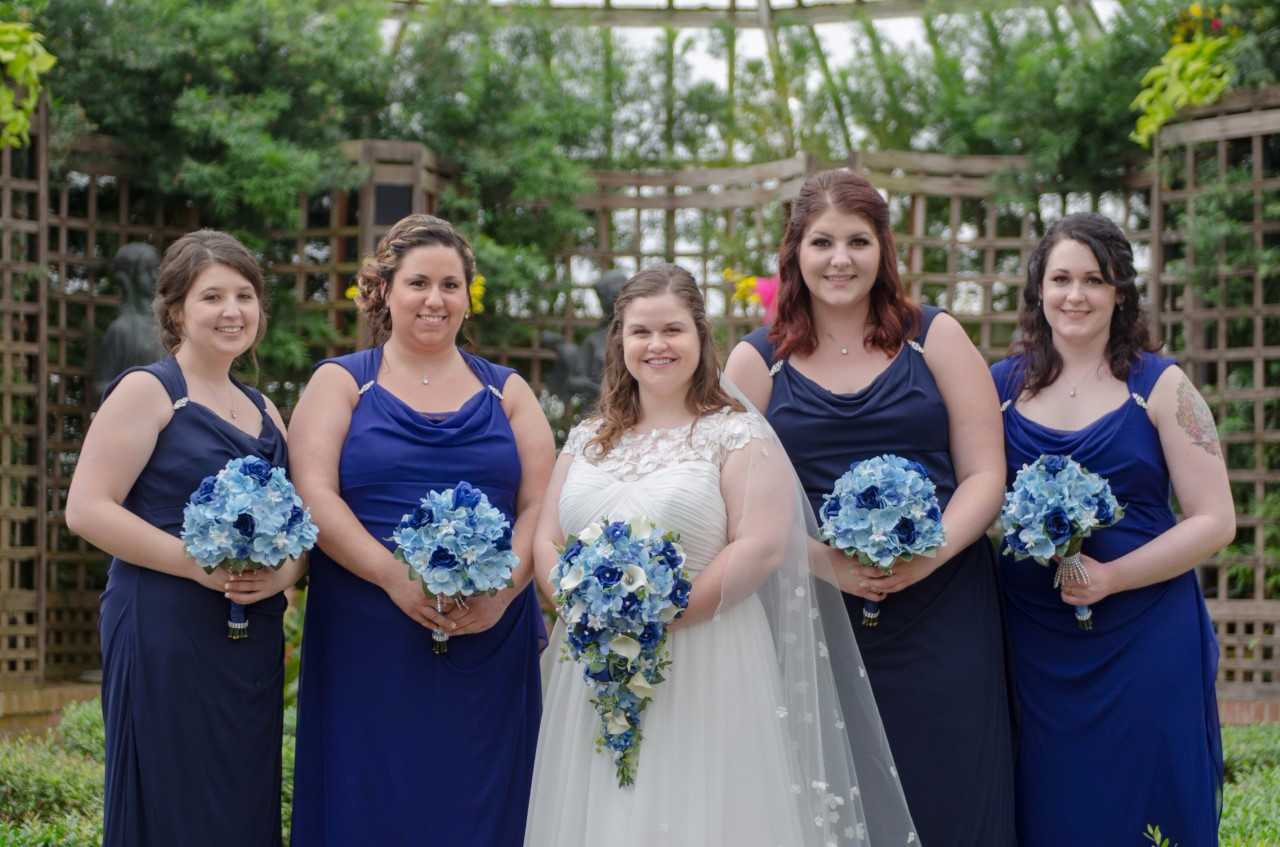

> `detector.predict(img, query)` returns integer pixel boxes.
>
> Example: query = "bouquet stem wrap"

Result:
[227,601,249,640]
[1054,540,1093,631]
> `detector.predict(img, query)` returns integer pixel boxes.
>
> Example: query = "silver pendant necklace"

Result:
[824,331,851,356]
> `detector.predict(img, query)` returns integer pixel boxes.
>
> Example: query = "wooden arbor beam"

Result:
[390,0,1069,29]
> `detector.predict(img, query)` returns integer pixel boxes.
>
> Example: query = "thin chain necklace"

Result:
[191,377,239,421]
[384,346,440,386]
[823,330,855,356]
[1063,360,1108,399]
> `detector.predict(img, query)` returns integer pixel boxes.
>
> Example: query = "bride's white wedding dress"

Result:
[526,408,914,846]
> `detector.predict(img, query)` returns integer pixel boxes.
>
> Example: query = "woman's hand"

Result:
[192,565,235,595]
[1058,553,1118,607]
[445,587,516,636]
[853,556,939,596]
[224,562,304,606]
[380,570,456,633]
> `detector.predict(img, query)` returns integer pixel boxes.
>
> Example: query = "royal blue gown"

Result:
[744,306,1016,847]
[290,346,543,847]
[99,355,288,847]
[992,352,1223,846]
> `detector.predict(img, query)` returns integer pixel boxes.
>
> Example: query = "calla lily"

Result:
[629,515,655,538]
[608,634,641,660]
[558,563,585,592]
[567,600,587,623]
[606,710,630,735]
[620,564,647,593]
[659,605,680,623]
[626,672,655,698]
[578,523,603,544]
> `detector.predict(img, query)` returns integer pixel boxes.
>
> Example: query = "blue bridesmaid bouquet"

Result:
[819,454,946,627]
[551,516,690,787]
[999,454,1124,630]
[181,456,318,639]
[389,481,517,654]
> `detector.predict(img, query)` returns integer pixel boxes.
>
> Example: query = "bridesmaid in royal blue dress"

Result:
[991,213,1231,846]
[67,230,299,846]
[726,169,1015,846]
[287,215,554,846]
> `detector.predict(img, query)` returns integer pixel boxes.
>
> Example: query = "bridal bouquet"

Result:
[819,454,946,627]
[389,481,517,654]
[551,516,691,787]
[181,456,318,639]
[1000,454,1124,630]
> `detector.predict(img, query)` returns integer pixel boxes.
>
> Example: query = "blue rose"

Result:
[411,504,434,527]
[1043,507,1073,546]
[639,622,663,648]
[1006,531,1028,554]
[671,577,692,607]
[1042,455,1068,475]
[587,664,615,683]
[561,540,584,563]
[894,517,917,546]
[241,457,274,486]
[619,593,641,615]
[657,541,682,569]
[192,477,217,505]
[452,481,483,510]
[594,565,622,587]
[285,505,305,531]
[233,513,256,540]
[926,505,941,522]
[497,524,513,551]
[429,547,458,570]
[1094,497,1114,525]
[855,486,884,510]
[568,621,603,652]
[604,521,630,543]
[820,498,840,522]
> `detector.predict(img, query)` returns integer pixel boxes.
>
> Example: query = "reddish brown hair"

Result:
[769,169,919,359]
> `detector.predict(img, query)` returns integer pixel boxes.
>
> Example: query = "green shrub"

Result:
[1221,763,1280,845]
[0,736,103,822]
[1223,723,1280,781]
[54,699,104,764]
[0,812,103,847]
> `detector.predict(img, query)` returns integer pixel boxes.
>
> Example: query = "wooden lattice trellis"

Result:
[1153,86,1280,701]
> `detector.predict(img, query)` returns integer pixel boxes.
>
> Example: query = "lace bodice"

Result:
[559,408,772,573]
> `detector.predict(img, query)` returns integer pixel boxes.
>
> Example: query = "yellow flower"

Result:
[345,284,359,301]
[1188,2,1203,17]
[733,274,761,305]
[469,273,486,315]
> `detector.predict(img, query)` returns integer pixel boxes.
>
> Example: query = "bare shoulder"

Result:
[724,340,773,412]
[921,311,976,356]
[1150,364,1223,458]
[499,371,539,412]
[99,369,174,426]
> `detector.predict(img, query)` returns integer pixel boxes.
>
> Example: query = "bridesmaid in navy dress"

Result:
[726,169,1015,846]
[67,230,298,846]
[991,213,1231,845]
[287,214,554,846]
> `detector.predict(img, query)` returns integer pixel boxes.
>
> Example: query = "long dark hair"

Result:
[770,169,919,359]
[589,264,742,456]
[1015,212,1158,397]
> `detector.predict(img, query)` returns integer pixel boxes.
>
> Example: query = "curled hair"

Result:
[770,169,920,359]
[154,229,267,354]
[355,214,476,345]
[1015,213,1158,398]
[590,264,743,455]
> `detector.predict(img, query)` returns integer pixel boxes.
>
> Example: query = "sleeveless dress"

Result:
[743,306,1016,847]
[290,346,543,847]
[526,409,827,846]
[99,355,287,847]
[991,352,1223,846]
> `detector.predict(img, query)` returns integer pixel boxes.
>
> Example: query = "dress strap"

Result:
[1127,351,1178,403]
[316,348,379,391]
[101,355,184,406]
[742,327,776,369]
[913,304,944,344]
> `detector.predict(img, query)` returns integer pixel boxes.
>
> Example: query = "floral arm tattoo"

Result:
[1174,376,1222,458]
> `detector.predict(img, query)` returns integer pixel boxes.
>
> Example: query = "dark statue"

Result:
[93,242,166,402]
[542,269,628,407]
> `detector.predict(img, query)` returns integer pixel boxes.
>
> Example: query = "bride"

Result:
[525,265,916,846]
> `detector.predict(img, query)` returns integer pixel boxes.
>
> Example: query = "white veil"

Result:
[718,373,918,845]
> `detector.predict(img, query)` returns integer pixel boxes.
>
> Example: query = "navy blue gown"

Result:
[744,306,1016,847]
[99,355,287,847]
[290,347,542,847]
[992,352,1222,846]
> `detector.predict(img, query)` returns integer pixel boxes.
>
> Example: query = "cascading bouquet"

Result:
[389,481,516,654]
[999,454,1124,630]
[819,454,946,627]
[551,516,691,787]
[181,456,318,639]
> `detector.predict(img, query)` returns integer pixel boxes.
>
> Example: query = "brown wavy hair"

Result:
[154,229,267,354]
[770,169,920,359]
[355,214,476,346]
[589,264,743,456]
[1015,212,1159,398]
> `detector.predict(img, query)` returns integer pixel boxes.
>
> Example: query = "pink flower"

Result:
[755,275,780,324]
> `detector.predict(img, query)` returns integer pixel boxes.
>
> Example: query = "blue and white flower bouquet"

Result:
[181,456,318,639]
[819,454,946,627]
[551,516,691,787]
[389,481,516,654]
[999,454,1124,630]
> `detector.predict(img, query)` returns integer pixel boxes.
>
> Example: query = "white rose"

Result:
[608,634,641,660]
[620,564,647,594]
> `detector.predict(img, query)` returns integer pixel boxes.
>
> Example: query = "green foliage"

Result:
[0,813,104,847]
[0,735,102,822]
[39,0,389,234]
[1132,34,1234,148]
[283,591,305,708]
[54,699,104,764]
[1142,823,1176,846]
[1221,723,1280,845]
[0,17,55,148]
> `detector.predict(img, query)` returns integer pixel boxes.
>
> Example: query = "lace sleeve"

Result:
[563,418,601,458]
[715,409,774,466]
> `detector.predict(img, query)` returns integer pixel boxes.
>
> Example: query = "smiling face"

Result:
[797,207,882,312]
[1040,238,1118,346]
[175,263,261,360]
[620,291,700,401]
[385,244,469,348]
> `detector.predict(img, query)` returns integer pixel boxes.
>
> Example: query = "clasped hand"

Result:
[841,549,938,601]
[383,571,514,637]
[1055,553,1115,607]
[194,563,298,605]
